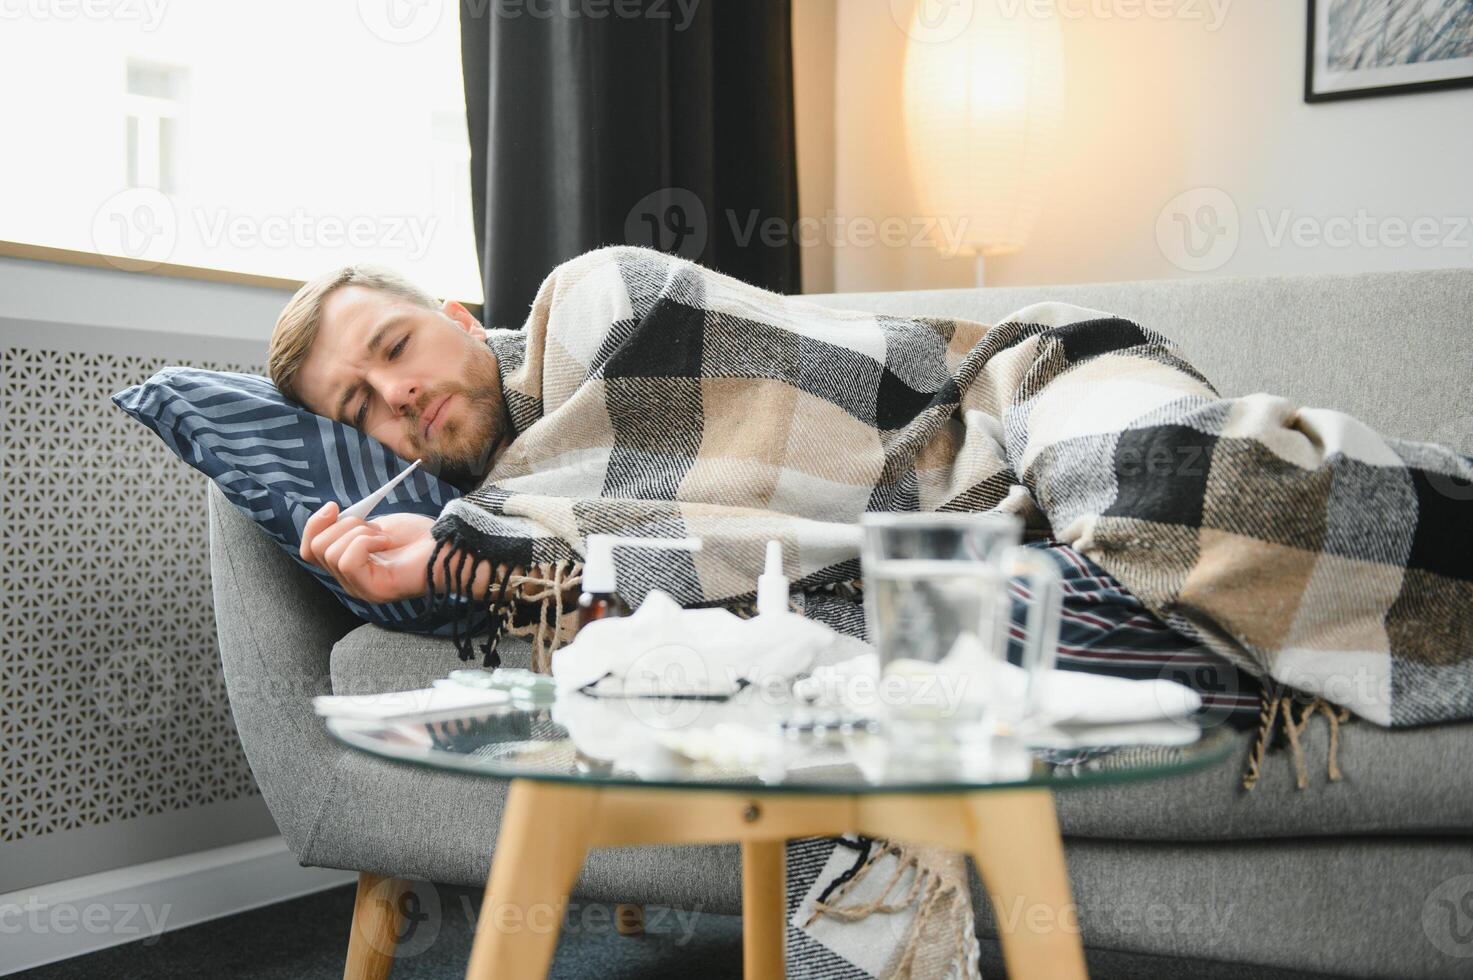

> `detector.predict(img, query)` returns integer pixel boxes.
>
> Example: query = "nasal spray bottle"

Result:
[757,540,790,616]
[575,534,704,633]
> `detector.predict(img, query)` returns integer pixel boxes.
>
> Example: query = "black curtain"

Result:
[460,0,801,327]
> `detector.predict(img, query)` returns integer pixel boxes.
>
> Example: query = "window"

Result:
[0,1,482,303]
[125,60,185,193]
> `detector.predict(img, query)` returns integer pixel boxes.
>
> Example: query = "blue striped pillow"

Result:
[113,367,462,632]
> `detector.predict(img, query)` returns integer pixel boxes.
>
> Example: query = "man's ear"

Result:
[441,299,486,341]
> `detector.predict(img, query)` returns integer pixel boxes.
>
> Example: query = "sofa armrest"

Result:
[207,484,363,859]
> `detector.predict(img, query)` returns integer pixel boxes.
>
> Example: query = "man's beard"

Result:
[409,341,508,489]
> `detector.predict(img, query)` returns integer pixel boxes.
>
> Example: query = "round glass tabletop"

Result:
[324,690,1235,796]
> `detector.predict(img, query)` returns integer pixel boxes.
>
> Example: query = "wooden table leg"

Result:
[457,784,1082,979]
[465,780,598,980]
[344,872,408,980]
[741,839,786,980]
[963,790,1087,980]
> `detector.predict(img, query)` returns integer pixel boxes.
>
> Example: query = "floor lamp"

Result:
[901,1,1066,286]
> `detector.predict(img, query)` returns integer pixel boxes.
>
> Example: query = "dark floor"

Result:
[10,882,742,980]
[11,882,1343,979]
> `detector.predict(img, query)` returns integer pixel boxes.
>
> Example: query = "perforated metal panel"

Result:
[1,345,262,842]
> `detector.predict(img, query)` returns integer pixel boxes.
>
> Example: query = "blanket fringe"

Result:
[804,840,975,980]
[1242,687,1351,791]
[501,560,582,673]
[426,536,865,675]
[425,537,583,674]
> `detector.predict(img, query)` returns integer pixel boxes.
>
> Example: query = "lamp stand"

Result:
[975,253,987,288]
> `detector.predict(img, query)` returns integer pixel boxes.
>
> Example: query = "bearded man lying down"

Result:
[273,246,1472,732]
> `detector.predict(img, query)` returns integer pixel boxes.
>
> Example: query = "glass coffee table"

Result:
[327,697,1233,980]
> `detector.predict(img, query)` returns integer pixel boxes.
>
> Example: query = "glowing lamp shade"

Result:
[902,3,1065,263]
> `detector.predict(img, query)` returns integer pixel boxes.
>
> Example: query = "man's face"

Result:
[293,285,509,484]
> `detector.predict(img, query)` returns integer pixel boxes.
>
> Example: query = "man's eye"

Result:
[389,336,408,360]
[355,401,369,428]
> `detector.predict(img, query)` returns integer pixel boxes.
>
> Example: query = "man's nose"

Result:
[381,377,421,417]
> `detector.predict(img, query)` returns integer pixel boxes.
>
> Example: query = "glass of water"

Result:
[860,512,1061,743]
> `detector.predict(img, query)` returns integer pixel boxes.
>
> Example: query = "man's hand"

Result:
[300,502,523,605]
[300,504,436,603]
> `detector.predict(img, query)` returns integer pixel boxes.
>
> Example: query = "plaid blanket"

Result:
[431,245,1473,729]
[426,246,1471,978]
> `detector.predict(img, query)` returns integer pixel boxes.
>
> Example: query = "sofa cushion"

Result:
[1054,717,1473,841]
[971,837,1473,979]
[331,623,532,696]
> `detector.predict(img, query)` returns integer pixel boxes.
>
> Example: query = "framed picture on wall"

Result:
[1306,0,1473,102]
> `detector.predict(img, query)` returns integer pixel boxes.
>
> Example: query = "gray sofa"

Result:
[209,267,1473,978]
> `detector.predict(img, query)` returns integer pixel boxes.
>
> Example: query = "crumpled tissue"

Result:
[551,590,862,696]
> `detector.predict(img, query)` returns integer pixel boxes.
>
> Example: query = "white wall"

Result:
[820,0,1473,292]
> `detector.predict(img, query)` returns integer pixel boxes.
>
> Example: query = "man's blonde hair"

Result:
[268,265,438,403]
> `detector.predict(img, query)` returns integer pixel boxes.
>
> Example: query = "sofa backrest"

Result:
[805,267,1473,453]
